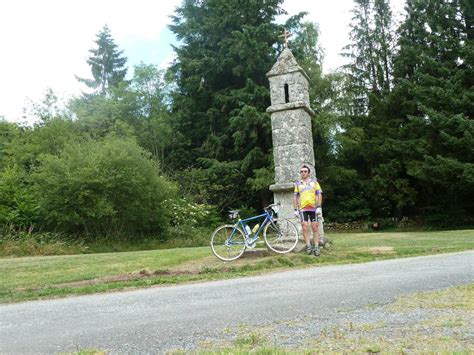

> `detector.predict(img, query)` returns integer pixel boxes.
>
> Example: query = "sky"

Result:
[0,0,405,124]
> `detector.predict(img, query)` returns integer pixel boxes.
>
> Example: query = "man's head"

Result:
[299,165,310,177]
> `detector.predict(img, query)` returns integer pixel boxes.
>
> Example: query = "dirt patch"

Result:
[15,268,201,291]
[54,268,204,288]
[240,249,271,259]
[359,246,395,254]
[16,248,279,291]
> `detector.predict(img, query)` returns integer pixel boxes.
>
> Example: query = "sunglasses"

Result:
[300,170,308,173]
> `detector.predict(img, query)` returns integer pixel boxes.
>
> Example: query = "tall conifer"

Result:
[76,25,128,96]
[386,0,474,223]
[168,0,285,209]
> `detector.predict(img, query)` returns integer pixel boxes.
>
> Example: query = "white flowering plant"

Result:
[163,197,220,227]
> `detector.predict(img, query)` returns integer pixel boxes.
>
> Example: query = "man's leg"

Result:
[311,220,320,256]
[302,220,312,254]
[311,222,319,246]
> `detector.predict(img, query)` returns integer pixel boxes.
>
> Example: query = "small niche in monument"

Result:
[284,83,289,103]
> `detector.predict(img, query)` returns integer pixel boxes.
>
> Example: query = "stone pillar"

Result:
[266,48,316,223]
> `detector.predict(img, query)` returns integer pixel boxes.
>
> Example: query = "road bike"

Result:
[210,203,299,261]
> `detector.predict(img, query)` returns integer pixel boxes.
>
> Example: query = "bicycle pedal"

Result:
[246,242,256,249]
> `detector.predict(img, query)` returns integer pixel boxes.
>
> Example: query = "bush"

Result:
[165,197,221,227]
[0,166,39,228]
[32,136,175,237]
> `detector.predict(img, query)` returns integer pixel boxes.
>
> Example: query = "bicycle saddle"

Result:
[228,210,240,219]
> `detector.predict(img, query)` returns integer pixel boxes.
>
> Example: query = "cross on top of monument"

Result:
[278,28,292,48]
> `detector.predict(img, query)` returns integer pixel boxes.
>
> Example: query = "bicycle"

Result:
[210,203,299,261]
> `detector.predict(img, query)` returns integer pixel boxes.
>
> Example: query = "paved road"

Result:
[1,251,473,354]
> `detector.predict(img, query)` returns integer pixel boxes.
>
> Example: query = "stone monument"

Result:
[267,31,316,221]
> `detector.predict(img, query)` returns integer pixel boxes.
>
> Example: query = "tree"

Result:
[385,0,474,224]
[168,0,287,210]
[373,0,394,94]
[26,88,70,124]
[342,0,395,114]
[331,0,401,220]
[0,120,19,171]
[70,63,178,165]
[76,25,128,97]
[130,63,177,165]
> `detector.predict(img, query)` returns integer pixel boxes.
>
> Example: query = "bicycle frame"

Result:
[228,209,275,246]
[211,202,298,261]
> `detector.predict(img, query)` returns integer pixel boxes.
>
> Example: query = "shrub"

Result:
[165,197,221,227]
[0,166,39,228]
[32,136,175,237]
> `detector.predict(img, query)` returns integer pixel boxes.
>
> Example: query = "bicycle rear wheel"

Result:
[211,224,246,261]
[263,218,298,253]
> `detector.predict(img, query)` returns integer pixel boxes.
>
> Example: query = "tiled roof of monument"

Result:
[266,47,309,80]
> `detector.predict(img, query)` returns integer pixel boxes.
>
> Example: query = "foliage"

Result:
[322,166,371,222]
[70,63,179,166]
[26,88,71,124]
[335,0,473,224]
[0,120,19,170]
[168,0,288,211]
[168,160,266,215]
[342,0,394,113]
[0,118,78,229]
[31,135,175,236]
[0,165,39,228]
[5,118,78,172]
[129,63,179,166]
[383,0,474,221]
[76,25,128,97]
[165,196,221,227]
[69,84,138,139]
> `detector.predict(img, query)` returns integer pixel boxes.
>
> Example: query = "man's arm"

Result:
[293,194,299,209]
[317,191,322,206]
[293,186,300,218]
[315,190,323,215]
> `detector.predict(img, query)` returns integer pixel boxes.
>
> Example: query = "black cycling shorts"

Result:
[301,211,318,222]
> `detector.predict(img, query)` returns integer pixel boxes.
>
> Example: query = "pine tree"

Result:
[168,0,286,209]
[335,0,398,219]
[384,0,474,224]
[76,25,128,96]
[373,0,394,94]
[343,0,395,113]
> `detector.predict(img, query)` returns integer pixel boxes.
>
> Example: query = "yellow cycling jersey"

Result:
[294,178,322,211]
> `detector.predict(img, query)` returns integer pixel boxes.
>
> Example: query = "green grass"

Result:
[0,229,473,303]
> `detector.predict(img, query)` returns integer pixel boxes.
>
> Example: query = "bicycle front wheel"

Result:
[211,225,246,261]
[263,218,299,254]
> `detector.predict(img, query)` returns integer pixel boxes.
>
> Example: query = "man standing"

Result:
[293,165,323,256]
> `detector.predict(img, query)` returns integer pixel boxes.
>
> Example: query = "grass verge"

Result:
[0,229,473,303]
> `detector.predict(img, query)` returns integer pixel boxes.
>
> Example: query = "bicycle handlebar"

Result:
[228,202,280,219]
[264,202,281,210]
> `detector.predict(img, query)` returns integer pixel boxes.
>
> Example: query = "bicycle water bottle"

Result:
[252,224,260,234]
[244,225,252,236]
